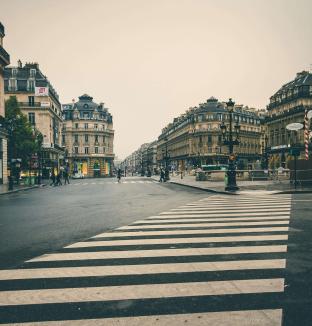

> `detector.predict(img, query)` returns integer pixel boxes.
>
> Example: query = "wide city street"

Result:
[0,179,311,325]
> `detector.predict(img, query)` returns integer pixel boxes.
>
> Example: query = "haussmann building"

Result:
[266,71,312,168]
[62,94,114,177]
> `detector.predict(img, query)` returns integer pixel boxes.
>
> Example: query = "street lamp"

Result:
[261,135,269,170]
[164,136,170,181]
[220,98,240,191]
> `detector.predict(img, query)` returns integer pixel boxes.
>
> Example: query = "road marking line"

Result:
[119,221,289,230]
[172,207,290,212]
[66,235,288,248]
[160,211,290,216]
[0,279,284,306]
[0,259,286,280]
[0,309,282,326]
[27,245,288,262]
[146,216,290,221]
[93,227,288,237]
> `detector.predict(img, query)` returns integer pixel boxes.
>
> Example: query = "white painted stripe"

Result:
[119,221,289,230]
[28,245,288,262]
[66,234,288,248]
[179,205,291,210]
[160,211,290,216]
[146,215,290,221]
[0,259,286,280]
[0,309,282,326]
[133,218,291,226]
[172,207,290,212]
[0,279,284,306]
[93,227,288,237]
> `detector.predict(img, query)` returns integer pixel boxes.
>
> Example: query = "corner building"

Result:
[157,97,263,171]
[266,71,312,168]
[62,94,114,177]
[4,61,64,177]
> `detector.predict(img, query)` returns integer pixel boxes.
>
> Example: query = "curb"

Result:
[0,184,47,196]
[274,190,312,195]
[156,178,312,196]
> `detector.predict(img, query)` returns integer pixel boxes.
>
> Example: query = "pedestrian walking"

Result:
[64,165,70,185]
[117,168,122,183]
[50,170,56,186]
[56,171,62,186]
[159,168,165,182]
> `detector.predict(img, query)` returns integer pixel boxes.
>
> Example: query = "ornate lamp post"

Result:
[164,136,170,181]
[220,98,240,191]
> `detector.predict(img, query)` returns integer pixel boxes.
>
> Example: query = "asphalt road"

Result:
[0,180,311,325]
[0,177,207,269]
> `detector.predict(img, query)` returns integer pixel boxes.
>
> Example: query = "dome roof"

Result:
[196,97,226,113]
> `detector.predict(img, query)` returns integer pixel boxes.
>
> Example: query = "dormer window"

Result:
[8,78,17,91]
[27,79,35,92]
[12,68,18,77]
[30,69,36,78]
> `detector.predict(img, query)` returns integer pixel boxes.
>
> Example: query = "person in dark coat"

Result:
[56,171,62,186]
[50,170,56,186]
[64,165,70,185]
[159,168,165,182]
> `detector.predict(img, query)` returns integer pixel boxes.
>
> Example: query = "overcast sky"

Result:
[1,0,312,159]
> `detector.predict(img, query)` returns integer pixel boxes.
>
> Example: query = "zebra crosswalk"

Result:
[0,194,291,325]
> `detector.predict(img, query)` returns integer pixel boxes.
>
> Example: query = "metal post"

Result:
[225,103,239,191]
[294,154,297,190]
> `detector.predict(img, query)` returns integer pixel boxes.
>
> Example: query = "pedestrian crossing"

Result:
[0,194,291,325]
[70,180,157,186]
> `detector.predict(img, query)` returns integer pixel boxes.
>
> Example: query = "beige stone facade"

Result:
[0,22,10,184]
[62,94,114,177]
[157,97,263,171]
[4,62,64,177]
[266,71,312,168]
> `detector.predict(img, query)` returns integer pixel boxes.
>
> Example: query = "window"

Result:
[103,147,106,153]
[75,123,79,129]
[95,135,98,143]
[103,136,106,143]
[28,112,35,125]
[74,147,78,154]
[27,79,35,92]
[207,135,212,144]
[12,68,18,77]
[30,69,36,78]
[74,134,78,143]
[62,134,65,144]
[198,115,203,122]
[28,96,35,106]
[85,134,89,142]
[8,78,17,91]
[84,123,88,129]
[95,147,98,154]
[85,147,89,154]
[94,124,98,129]
[83,112,89,118]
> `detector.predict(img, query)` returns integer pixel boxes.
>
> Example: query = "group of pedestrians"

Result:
[50,166,70,186]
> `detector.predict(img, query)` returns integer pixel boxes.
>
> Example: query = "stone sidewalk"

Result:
[0,183,47,195]
[152,174,312,195]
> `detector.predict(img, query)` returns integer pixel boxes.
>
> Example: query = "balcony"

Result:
[0,46,10,66]
[18,102,42,108]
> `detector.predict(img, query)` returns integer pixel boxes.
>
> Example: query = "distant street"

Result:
[0,181,311,325]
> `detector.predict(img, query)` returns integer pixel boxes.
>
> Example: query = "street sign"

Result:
[286,123,303,131]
